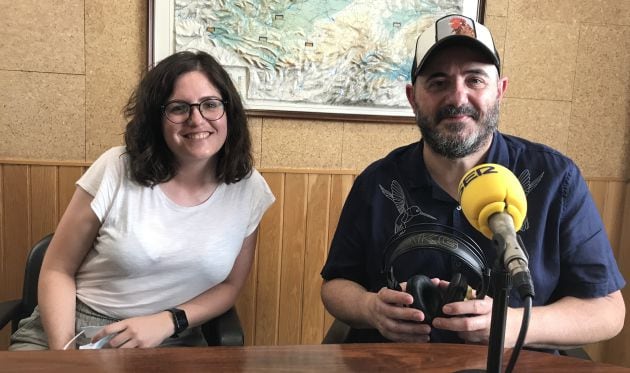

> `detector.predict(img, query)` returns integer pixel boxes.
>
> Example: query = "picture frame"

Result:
[148,0,486,122]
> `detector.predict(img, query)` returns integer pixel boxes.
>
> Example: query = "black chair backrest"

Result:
[19,234,52,322]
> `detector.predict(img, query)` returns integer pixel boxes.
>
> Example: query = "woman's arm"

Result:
[95,228,259,348]
[38,187,100,350]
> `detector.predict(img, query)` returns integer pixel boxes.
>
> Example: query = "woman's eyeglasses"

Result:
[161,98,227,124]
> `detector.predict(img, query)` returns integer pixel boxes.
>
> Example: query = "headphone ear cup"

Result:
[405,274,443,324]
[444,272,468,304]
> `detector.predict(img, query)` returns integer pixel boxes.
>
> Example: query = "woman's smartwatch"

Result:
[166,308,189,337]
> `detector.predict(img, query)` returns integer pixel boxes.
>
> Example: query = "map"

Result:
[172,0,473,116]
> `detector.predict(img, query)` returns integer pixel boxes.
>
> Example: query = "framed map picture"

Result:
[149,0,485,121]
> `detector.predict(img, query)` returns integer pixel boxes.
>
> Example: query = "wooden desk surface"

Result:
[1,343,628,372]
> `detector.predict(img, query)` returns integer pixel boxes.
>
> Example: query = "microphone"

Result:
[458,163,535,298]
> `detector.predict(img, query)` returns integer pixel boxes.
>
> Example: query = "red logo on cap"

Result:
[449,17,475,37]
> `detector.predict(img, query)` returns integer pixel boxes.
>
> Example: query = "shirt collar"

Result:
[403,141,433,189]
[485,131,510,165]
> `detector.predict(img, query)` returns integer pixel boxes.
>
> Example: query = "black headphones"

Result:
[381,223,490,324]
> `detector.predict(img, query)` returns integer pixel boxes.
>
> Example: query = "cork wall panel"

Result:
[341,122,419,171]
[508,0,630,25]
[84,0,147,161]
[502,19,579,101]
[261,118,344,169]
[0,71,85,160]
[568,24,630,179]
[484,16,507,61]
[485,0,508,17]
[508,0,588,22]
[500,98,572,153]
[0,0,84,74]
[578,0,630,25]
[0,0,628,181]
[248,116,263,168]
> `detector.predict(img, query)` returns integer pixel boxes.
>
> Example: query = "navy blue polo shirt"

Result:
[321,132,625,343]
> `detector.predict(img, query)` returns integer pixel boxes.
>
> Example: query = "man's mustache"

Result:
[435,105,480,122]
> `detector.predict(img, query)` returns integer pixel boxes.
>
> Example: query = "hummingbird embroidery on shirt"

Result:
[379,180,436,233]
[518,169,544,232]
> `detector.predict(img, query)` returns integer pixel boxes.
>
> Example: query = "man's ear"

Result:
[406,83,417,111]
[497,76,509,101]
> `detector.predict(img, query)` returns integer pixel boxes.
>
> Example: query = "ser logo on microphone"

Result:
[458,165,499,196]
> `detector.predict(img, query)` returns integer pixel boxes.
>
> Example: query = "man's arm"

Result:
[434,290,625,348]
[518,291,625,348]
[321,278,431,343]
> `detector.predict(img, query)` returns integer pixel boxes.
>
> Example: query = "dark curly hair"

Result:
[123,50,253,186]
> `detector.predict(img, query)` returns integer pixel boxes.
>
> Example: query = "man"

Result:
[320,14,625,349]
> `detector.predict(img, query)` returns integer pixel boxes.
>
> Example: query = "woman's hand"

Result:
[92,312,174,348]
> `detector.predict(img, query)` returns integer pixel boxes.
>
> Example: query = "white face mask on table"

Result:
[63,326,117,350]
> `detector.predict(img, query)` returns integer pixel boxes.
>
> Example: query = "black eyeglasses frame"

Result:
[161,98,228,124]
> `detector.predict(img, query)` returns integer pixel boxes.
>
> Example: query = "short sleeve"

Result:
[556,163,625,298]
[245,169,275,236]
[76,146,127,222]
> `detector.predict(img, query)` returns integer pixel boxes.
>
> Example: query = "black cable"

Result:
[505,295,532,373]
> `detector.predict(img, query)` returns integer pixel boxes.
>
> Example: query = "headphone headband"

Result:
[382,223,489,296]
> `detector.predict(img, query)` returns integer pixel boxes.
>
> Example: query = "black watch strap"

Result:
[166,308,189,338]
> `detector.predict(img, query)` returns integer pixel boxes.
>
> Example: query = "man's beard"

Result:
[416,102,500,159]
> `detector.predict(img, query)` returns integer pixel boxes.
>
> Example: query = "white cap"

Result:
[411,14,500,82]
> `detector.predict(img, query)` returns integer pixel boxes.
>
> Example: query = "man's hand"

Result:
[364,286,432,343]
[91,312,174,348]
[432,295,493,344]
[431,293,521,348]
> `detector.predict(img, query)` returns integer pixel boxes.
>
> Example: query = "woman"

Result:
[10,51,275,350]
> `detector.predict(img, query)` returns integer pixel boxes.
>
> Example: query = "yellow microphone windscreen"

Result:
[458,164,527,239]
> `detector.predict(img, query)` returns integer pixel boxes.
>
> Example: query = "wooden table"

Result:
[1,343,628,372]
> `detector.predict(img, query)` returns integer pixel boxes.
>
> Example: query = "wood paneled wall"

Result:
[1,161,629,367]
[235,171,355,346]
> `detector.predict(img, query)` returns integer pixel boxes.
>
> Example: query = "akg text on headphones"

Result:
[381,223,490,324]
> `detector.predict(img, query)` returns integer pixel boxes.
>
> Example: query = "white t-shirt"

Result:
[74,146,275,319]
